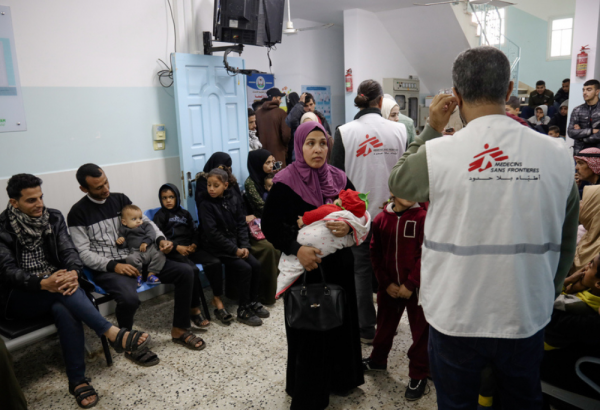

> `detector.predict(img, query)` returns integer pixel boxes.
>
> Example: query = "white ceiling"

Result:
[514,0,576,21]
[289,0,418,25]
[290,0,577,26]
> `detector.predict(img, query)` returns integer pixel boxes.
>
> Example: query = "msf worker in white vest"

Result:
[331,80,407,343]
[388,47,579,409]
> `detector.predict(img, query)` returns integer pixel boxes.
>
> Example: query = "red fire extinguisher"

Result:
[345,69,353,93]
[576,45,589,77]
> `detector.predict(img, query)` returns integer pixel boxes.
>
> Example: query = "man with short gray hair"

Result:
[389,46,579,408]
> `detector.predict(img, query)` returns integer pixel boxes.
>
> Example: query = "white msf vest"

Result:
[339,113,407,218]
[423,115,574,338]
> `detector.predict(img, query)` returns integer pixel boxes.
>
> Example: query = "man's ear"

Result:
[452,87,464,108]
[79,185,88,194]
[377,96,383,109]
[8,198,18,209]
[595,280,600,290]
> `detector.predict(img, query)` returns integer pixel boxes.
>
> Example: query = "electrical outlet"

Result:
[153,141,165,150]
[153,124,166,141]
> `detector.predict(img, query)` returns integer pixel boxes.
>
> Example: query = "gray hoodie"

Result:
[528,105,551,125]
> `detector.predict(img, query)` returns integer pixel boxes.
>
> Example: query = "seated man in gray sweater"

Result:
[68,164,208,358]
[117,204,166,286]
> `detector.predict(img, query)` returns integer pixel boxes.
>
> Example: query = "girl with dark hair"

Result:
[198,168,267,326]
[330,79,408,344]
[195,152,281,306]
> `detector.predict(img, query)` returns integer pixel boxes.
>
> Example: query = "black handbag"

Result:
[284,265,346,332]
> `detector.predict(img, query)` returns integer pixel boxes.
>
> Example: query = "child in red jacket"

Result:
[363,193,430,401]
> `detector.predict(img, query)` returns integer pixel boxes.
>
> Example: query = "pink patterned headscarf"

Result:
[575,148,600,175]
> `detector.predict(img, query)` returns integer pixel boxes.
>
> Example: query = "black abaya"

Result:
[262,181,364,410]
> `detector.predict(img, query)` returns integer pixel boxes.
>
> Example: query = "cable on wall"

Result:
[156,0,177,88]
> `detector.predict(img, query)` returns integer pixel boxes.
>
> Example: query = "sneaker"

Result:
[362,357,387,372]
[405,378,429,401]
[250,302,270,318]
[136,275,142,288]
[236,307,263,326]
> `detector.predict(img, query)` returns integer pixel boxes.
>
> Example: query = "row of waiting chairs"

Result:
[0,207,212,365]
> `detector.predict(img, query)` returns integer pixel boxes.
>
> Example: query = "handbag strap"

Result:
[300,265,330,295]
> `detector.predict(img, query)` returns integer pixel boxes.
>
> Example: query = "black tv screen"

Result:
[214,0,284,47]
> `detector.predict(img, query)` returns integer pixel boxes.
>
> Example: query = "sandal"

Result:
[108,328,151,354]
[69,378,99,409]
[146,274,161,284]
[191,312,210,328]
[172,331,206,350]
[214,308,234,324]
[124,347,160,367]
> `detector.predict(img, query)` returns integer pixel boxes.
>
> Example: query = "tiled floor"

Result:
[12,290,438,409]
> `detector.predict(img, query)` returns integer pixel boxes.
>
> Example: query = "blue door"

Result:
[172,53,250,220]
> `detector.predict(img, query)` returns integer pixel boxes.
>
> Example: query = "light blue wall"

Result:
[0,87,179,178]
[505,7,572,92]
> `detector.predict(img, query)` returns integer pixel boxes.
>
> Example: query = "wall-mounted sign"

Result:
[0,6,26,133]
[247,73,275,108]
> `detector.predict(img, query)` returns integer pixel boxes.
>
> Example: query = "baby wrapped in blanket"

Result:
[276,189,371,298]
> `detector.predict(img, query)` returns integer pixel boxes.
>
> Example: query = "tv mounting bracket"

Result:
[203,32,266,76]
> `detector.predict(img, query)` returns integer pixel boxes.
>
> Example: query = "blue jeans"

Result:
[6,287,112,385]
[428,326,544,410]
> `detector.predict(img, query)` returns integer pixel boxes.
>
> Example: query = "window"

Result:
[548,17,573,59]
[472,8,505,45]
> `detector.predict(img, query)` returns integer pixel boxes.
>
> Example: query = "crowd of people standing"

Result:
[2,45,600,410]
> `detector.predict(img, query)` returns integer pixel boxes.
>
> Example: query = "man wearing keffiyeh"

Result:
[575,148,600,199]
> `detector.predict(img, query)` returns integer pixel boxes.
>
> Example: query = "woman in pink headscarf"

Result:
[575,147,600,199]
[262,122,364,410]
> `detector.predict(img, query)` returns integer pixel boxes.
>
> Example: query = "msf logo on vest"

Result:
[469,144,509,172]
[356,134,383,157]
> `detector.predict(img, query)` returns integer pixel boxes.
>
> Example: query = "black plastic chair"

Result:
[0,287,113,366]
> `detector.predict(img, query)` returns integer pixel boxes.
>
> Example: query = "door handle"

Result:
[187,172,193,197]
[181,171,187,200]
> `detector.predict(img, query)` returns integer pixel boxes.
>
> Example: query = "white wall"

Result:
[0,157,180,218]
[1,0,181,213]
[9,0,174,88]
[343,9,423,123]
[377,6,471,97]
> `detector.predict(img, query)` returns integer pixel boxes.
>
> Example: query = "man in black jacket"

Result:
[568,79,600,154]
[0,174,151,408]
[554,78,570,106]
